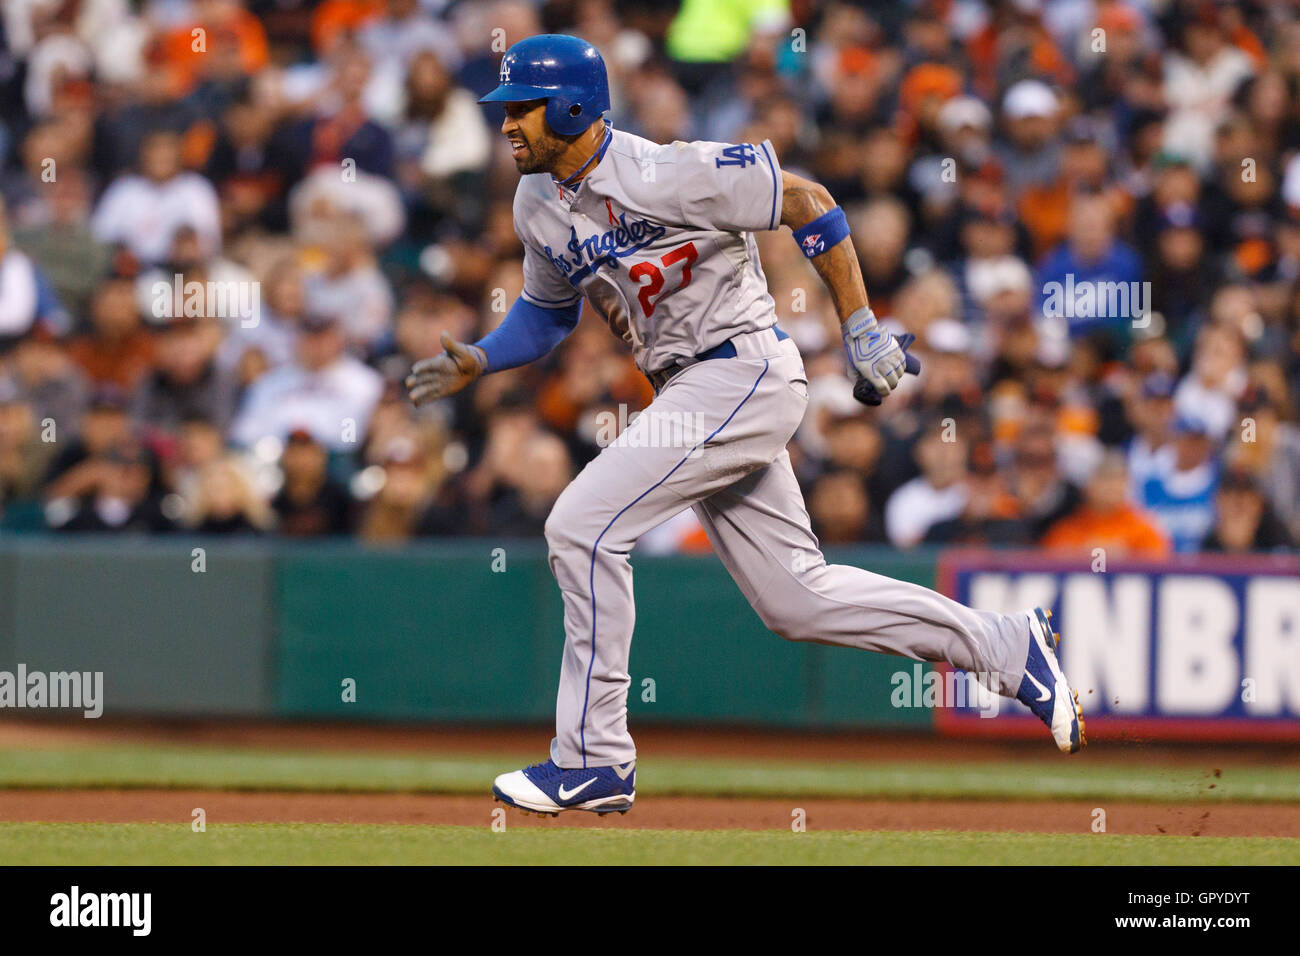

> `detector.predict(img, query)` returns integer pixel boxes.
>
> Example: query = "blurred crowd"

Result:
[0,0,1296,556]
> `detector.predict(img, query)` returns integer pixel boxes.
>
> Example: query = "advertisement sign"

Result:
[936,551,1300,741]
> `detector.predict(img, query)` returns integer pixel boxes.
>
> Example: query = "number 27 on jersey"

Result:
[629,241,698,318]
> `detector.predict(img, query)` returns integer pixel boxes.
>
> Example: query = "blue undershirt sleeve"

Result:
[473,296,582,373]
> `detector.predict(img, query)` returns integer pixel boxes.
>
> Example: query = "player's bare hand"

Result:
[406,331,486,406]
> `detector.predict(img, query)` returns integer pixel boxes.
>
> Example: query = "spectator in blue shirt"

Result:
[1139,415,1221,552]
[1037,192,1145,336]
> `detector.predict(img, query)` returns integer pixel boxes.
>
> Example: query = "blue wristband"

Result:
[791,206,850,258]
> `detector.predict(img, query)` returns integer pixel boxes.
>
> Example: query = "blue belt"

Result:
[647,326,788,392]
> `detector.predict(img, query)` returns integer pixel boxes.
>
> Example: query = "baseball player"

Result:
[407,34,1085,816]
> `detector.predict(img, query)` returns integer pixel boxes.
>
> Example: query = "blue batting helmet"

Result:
[479,34,610,136]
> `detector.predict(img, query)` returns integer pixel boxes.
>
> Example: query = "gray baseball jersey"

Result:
[514,127,783,373]
[507,126,1037,770]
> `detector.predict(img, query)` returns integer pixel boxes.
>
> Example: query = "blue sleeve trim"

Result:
[758,141,779,231]
[474,297,582,373]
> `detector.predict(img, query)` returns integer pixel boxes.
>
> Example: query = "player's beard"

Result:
[513,132,569,175]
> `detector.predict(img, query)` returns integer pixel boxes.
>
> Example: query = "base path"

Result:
[1,790,1297,837]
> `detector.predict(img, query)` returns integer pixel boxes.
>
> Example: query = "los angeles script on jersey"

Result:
[544,215,668,285]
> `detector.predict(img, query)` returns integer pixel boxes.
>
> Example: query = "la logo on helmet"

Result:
[500,59,511,82]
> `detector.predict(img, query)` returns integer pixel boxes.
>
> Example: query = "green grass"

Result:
[4,745,1296,865]
[0,745,1296,803]
[2,823,1296,865]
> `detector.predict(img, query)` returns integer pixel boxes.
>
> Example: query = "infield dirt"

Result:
[0,789,1297,836]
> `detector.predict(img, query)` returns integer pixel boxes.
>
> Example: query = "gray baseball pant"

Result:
[544,329,1030,767]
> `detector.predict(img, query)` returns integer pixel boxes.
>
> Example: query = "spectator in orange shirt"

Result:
[1019,116,1132,263]
[967,0,1073,102]
[155,0,271,96]
[312,0,386,55]
[1042,450,1170,557]
[68,277,156,391]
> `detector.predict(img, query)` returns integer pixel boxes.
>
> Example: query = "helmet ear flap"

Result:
[544,96,584,136]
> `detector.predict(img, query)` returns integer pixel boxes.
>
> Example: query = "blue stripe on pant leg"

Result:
[577,360,770,766]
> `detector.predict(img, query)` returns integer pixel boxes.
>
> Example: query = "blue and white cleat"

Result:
[492,759,635,816]
[1016,608,1086,754]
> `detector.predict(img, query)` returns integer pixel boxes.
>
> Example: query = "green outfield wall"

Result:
[0,537,934,729]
